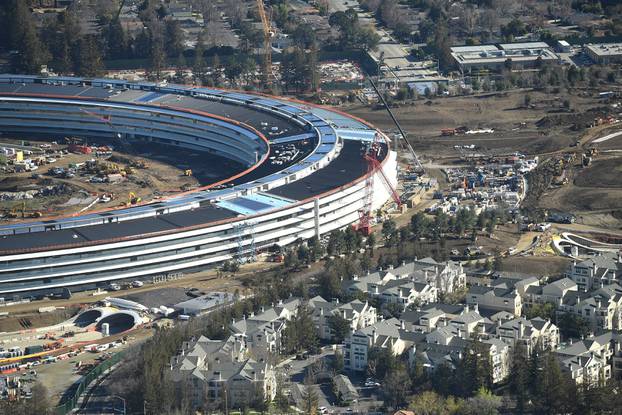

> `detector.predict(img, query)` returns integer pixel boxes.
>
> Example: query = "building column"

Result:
[314,198,320,237]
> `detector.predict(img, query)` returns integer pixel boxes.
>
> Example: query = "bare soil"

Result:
[343,90,602,159]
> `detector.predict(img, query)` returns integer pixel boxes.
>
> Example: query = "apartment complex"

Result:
[170,335,276,410]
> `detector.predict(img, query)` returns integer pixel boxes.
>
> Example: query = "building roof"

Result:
[585,43,622,57]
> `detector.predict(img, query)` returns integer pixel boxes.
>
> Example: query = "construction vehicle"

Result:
[184,169,193,176]
[127,192,141,206]
[441,128,457,136]
[130,159,148,169]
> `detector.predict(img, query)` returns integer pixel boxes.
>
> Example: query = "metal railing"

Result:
[55,350,126,415]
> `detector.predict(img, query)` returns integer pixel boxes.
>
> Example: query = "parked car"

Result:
[108,283,121,291]
[131,280,144,288]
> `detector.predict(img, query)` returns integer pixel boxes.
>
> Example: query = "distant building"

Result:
[585,43,622,64]
[451,42,558,73]
[556,40,572,53]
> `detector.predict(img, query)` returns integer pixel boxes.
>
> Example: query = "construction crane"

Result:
[367,76,424,174]
[356,134,401,236]
[256,0,273,88]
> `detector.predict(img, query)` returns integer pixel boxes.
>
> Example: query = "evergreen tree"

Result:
[509,342,529,413]
[327,313,350,343]
[165,20,185,57]
[193,31,207,83]
[75,35,103,77]
[10,0,50,74]
[105,19,127,59]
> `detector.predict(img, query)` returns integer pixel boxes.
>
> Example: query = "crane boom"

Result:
[256,0,272,88]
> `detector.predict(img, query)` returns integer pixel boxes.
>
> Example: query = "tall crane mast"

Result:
[256,0,272,88]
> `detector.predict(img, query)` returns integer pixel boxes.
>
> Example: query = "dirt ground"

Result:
[0,306,80,332]
[344,89,603,160]
[0,137,245,221]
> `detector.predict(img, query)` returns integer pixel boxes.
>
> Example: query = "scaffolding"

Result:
[233,221,257,263]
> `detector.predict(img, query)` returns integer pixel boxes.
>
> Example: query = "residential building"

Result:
[496,317,560,355]
[413,334,510,384]
[467,285,522,316]
[585,43,622,64]
[344,318,413,371]
[524,278,578,307]
[565,253,622,292]
[170,335,276,409]
[564,284,622,331]
[400,303,466,333]
[556,333,615,385]
[342,259,465,310]
[333,374,359,403]
[229,298,300,356]
[307,296,377,341]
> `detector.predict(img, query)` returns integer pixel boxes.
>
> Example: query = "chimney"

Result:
[474,303,479,313]
[518,320,525,338]
[456,327,462,338]
[402,260,406,266]
[465,304,470,313]
[335,298,339,304]
[389,264,394,270]
[400,320,405,330]
[372,329,378,344]
[343,309,347,319]
[261,306,265,313]
[320,307,324,316]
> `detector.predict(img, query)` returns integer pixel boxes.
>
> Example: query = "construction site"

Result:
[0,135,244,221]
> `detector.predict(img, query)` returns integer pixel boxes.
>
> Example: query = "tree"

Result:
[367,347,398,380]
[411,212,430,239]
[301,381,319,415]
[383,366,412,409]
[10,0,50,74]
[333,349,345,373]
[409,390,461,415]
[193,31,207,82]
[327,313,350,344]
[104,18,127,59]
[165,20,185,57]
[462,387,501,415]
[509,342,529,413]
[457,340,492,397]
[282,305,319,354]
[382,219,397,245]
[558,312,590,339]
[75,35,103,77]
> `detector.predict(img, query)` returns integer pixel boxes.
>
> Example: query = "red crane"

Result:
[356,134,401,235]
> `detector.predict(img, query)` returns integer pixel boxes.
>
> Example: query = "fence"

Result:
[55,350,127,415]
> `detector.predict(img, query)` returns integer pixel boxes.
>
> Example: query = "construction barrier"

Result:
[54,350,126,415]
